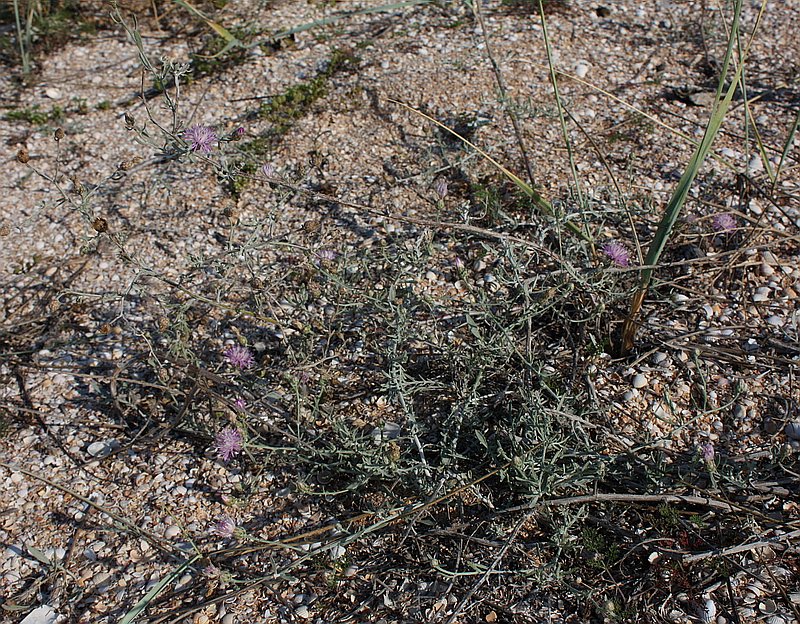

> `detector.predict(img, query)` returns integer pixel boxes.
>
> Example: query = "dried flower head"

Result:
[435,178,448,199]
[261,163,276,178]
[214,426,244,462]
[211,516,237,538]
[700,442,715,462]
[225,345,254,369]
[711,213,736,232]
[124,112,135,130]
[92,217,109,233]
[16,148,30,164]
[54,128,65,141]
[601,241,630,267]
[183,124,217,153]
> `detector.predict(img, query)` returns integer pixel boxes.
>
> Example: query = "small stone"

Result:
[45,88,61,99]
[632,374,647,389]
[785,422,800,441]
[765,315,784,327]
[222,615,235,624]
[752,287,770,302]
[760,263,774,277]
[86,440,118,458]
[164,525,181,539]
[747,155,764,175]
[575,61,590,78]
[344,565,358,577]
[294,606,310,619]
[652,352,668,364]
[330,544,346,560]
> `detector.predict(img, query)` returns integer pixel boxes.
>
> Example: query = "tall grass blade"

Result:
[621,0,766,353]
[119,555,200,624]
[172,0,243,57]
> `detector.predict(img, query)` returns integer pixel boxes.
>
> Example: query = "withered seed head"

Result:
[118,157,140,171]
[54,128,65,141]
[0,224,10,237]
[124,113,135,129]
[92,217,109,233]
[17,148,30,164]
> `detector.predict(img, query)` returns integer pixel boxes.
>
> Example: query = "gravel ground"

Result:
[1,0,799,622]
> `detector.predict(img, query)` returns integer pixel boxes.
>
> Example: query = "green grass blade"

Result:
[771,105,800,193]
[172,0,242,55]
[623,0,766,351]
[119,554,200,624]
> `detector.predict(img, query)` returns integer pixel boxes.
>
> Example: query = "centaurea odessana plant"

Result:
[215,426,244,462]
[225,345,255,370]
[601,241,630,267]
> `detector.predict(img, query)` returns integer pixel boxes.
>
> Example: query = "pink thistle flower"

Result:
[601,241,630,267]
[434,178,448,199]
[211,516,237,538]
[183,125,217,153]
[700,442,715,462]
[316,249,337,263]
[225,345,254,370]
[233,398,246,411]
[711,213,736,232]
[215,426,244,462]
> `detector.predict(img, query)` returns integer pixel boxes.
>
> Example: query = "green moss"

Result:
[96,100,112,111]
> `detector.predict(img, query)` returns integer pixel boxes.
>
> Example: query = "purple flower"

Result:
[183,125,217,153]
[211,516,237,538]
[215,426,244,462]
[711,213,736,232]
[234,126,245,137]
[261,163,276,178]
[233,398,246,411]
[316,249,337,263]
[700,442,715,462]
[202,564,221,578]
[434,178,448,199]
[225,345,254,370]
[601,241,630,267]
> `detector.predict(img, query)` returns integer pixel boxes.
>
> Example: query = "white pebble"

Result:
[766,315,784,327]
[575,61,590,78]
[632,374,648,389]
[164,525,181,539]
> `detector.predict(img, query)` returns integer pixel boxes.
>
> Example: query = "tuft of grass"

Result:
[5,104,64,124]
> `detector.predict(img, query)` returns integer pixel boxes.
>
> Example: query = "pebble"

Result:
[752,287,770,302]
[575,61,590,78]
[766,315,784,327]
[222,615,235,624]
[294,606,310,619]
[652,352,667,364]
[45,88,61,99]
[785,422,800,441]
[632,374,647,389]
[164,525,181,539]
[87,439,118,458]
